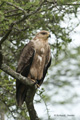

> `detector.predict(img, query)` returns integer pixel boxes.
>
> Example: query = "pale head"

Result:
[35,30,51,41]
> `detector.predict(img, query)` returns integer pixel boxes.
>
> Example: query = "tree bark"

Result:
[26,87,40,120]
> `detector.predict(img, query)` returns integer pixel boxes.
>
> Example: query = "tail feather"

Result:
[16,83,27,106]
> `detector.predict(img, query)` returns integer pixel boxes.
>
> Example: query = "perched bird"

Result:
[16,30,51,106]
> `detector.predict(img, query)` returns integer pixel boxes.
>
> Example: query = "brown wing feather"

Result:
[16,41,35,106]
[16,41,35,74]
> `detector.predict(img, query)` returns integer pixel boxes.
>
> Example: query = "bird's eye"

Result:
[41,32,47,35]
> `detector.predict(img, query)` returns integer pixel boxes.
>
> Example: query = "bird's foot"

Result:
[31,79,36,83]
[33,80,40,88]
[30,79,40,88]
[36,83,40,88]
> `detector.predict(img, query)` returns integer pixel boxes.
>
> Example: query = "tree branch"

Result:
[26,87,40,120]
[0,0,45,45]
[15,0,45,24]
[0,23,14,45]
[0,99,16,120]
[0,46,3,68]
[6,2,26,14]
[0,1,4,7]
[0,63,33,86]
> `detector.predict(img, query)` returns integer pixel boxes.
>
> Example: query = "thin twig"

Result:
[0,0,45,45]
[15,0,45,24]
[0,99,16,120]
[0,1,4,7]
[6,2,26,14]
[0,23,14,45]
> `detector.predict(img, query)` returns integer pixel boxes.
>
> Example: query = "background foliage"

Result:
[0,0,80,120]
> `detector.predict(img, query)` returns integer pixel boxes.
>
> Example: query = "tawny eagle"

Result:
[16,30,51,106]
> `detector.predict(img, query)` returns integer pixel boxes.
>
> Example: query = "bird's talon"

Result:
[36,84,40,88]
[31,79,36,83]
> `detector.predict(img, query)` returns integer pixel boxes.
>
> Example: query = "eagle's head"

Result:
[35,30,51,41]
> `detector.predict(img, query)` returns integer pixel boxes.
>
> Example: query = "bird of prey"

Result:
[16,30,51,106]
